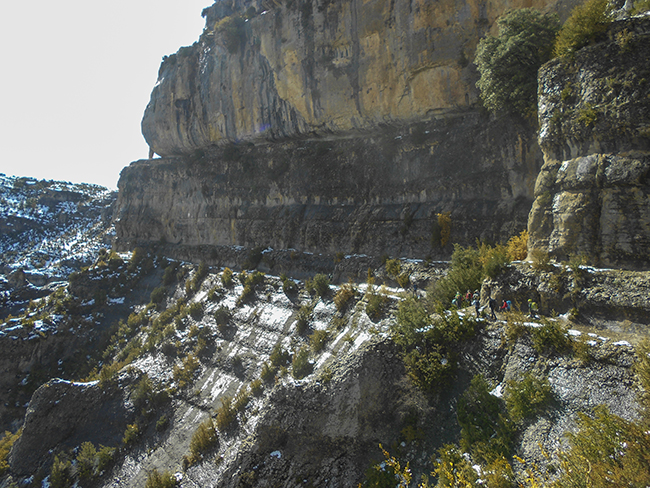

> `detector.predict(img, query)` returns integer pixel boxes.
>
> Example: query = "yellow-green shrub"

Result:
[310,329,329,353]
[123,423,140,446]
[188,417,218,464]
[506,230,528,261]
[333,283,356,311]
[0,430,20,475]
[552,405,650,487]
[221,267,233,287]
[504,372,552,424]
[433,444,478,487]
[145,469,178,488]
[173,354,200,389]
[554,0,612,57]
[292,346,312,379]
[215,396,237,431]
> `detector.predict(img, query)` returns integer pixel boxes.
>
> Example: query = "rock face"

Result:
[483,262,650,328]
[117,0,585,260]
[529,16,650,268]
[142,0,578,156]
[210,339,414,488]
[116,114,542,259]
[9,379,131,476]
[5,263,645,486]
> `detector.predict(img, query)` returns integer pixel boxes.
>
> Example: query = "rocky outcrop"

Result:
[9,379,131,476]
[142,0,579,156]
[116,114,542,259]
[528,16,650,268]
[483,262,650,328]
[211,338,415,488]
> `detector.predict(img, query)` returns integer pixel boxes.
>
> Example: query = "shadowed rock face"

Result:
[9,379,131,476]
[141,0,580,156]
[529,17,650,268]
[116,115,542,258]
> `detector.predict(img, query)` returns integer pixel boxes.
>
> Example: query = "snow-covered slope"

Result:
[0,174,115,279]
[0,174,116,316]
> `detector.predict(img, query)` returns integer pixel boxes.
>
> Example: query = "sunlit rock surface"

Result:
[529,16,650,268]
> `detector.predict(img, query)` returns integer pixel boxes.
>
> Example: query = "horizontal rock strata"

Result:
[116,115,542,258]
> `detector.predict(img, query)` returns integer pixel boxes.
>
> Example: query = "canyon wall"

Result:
[142,0,578,156]
[115,114,541,259]
[117,0,588,259]
[529,16,650,268]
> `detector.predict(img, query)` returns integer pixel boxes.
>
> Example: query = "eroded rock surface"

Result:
[9,379,131,476]
[529,16,650,268]
[142,0,579,156]
[116,115,542,259]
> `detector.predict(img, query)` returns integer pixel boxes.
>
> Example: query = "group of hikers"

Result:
[452,289,539,319]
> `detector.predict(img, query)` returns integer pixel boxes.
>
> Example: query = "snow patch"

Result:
[490,383,504,398]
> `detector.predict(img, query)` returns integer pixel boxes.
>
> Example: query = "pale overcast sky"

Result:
[0,0,214,189]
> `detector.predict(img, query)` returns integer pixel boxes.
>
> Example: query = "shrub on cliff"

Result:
[185,262,208,295]
[150,286,167,307]
[432,241,513,306]
[504,372,552,423]
[214,306,231,333]
[393,298,477,392]
[292,346,312,379]
[215,15,246,54]
[457,375,514,462]
[76,442,116,482]
[306,273,330,297]
[310,329,329,353]
[0,430,20,475]
[50,454,72,488]
[365,285,389,320]
[215,397,237,431]
[270,343,291,367]
[554,0,612,58]
[295,304,312,334]
[188,417,218,463]
[145,469,178,488]
[475,8,560,117]
[632,0,650,14]
[334,282,356,311]
[506,230,528,261]
[221,267,233,287]
[173,354,200,389]
[280,273,298,294]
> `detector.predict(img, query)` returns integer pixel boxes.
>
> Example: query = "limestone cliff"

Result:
[528,16,650,268]
[116,115,541,259]
[142,0,578,155]
[117,0,582,260]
